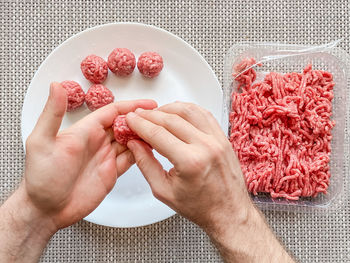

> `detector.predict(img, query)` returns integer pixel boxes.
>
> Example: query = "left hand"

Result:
[22,82,157,230]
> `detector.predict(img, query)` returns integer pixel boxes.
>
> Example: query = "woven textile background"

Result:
[1,0,350,262]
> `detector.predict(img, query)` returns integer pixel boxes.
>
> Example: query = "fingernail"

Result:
[49,82,61,95]
[135,108,144,113]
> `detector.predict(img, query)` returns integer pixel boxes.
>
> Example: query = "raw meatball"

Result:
[85,84,114,111]
[81,55,108,84]
[60,80,85,112]
[107,48,136,76]
[137,52,163,78]
[113,115,141,145]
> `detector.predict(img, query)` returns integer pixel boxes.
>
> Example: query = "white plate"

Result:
[21,23,223,227]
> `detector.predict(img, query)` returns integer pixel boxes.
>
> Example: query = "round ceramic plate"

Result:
[21,23,223,227]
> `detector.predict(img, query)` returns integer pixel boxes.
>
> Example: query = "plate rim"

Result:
[21,22,222,227]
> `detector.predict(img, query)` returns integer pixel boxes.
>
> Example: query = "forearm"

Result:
[0,186,57,263]
[207,205,295,263]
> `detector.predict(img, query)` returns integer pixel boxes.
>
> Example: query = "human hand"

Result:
[23,82,157,230]
[125,102,251,230]
[0,82,156,262]
[125,102,294,263]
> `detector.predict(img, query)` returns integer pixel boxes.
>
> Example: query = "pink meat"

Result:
[81,55,108,84]
[230,59,335,200]
[107,48,136,76]
[232,58,262,91]
[137,52,163,78]
[85,84,114,111]
[60,80,85,112]
[113,115,141,145]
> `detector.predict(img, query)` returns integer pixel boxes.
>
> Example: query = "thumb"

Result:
[32,82,67,140]
[127,140,171,202]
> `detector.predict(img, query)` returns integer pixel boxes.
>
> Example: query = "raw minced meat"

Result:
[81,55,108,84]
[85,84,114,111]
[230,59,335,200]
[60,80,85,112]
[137,52,163,78]
[107,48,136,76]
[113,115,141,145]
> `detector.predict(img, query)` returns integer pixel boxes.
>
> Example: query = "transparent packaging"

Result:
[223,42,349,210]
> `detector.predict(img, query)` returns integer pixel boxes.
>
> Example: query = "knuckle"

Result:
[172,101,184,107]
[135,154,149,170]
[135,156,145,168]
[42,104,50,114]
[152,189,163,200]
[210,143,226,160]
[203,136,228,161]
[203,108,214,118]
[178,103,198,119]
[187,155,207,173]
[164,114,181,126]
[148,126,165,141]
[184,102,199,113]
[126,150,136,164]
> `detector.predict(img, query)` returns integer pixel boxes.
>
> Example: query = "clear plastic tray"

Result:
[222,43,349,211]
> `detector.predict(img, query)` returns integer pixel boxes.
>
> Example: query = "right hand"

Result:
[126,102,254,231]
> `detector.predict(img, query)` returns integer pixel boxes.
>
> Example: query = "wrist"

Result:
[0,185,58,262]
[203,198,256,245]
[2,184,58,242]
[204,201,294,263]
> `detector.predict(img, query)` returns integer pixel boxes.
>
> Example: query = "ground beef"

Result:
[113,115,141,145]
[60,80,85,112]
[137,52,163,78]
[81,55,108,84]
[107,48,136,76]
[85,84,114,111]
[229,59,335,200]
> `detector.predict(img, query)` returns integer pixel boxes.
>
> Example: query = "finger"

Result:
[111,141,128,156]
[83,99,158,128]
[135,108,205,143]
[32,82,67,140]
[126,112,187,166]
[127,140,172,201]
[116,149,135,176]
[98,155,118,193]
[106,127,115,142]
[158,102,224,136]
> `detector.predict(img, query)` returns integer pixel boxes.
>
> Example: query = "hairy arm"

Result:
[126,102,295,263]
[0,82,157,262]
[206,206,294,263]
[0,187,56,262]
